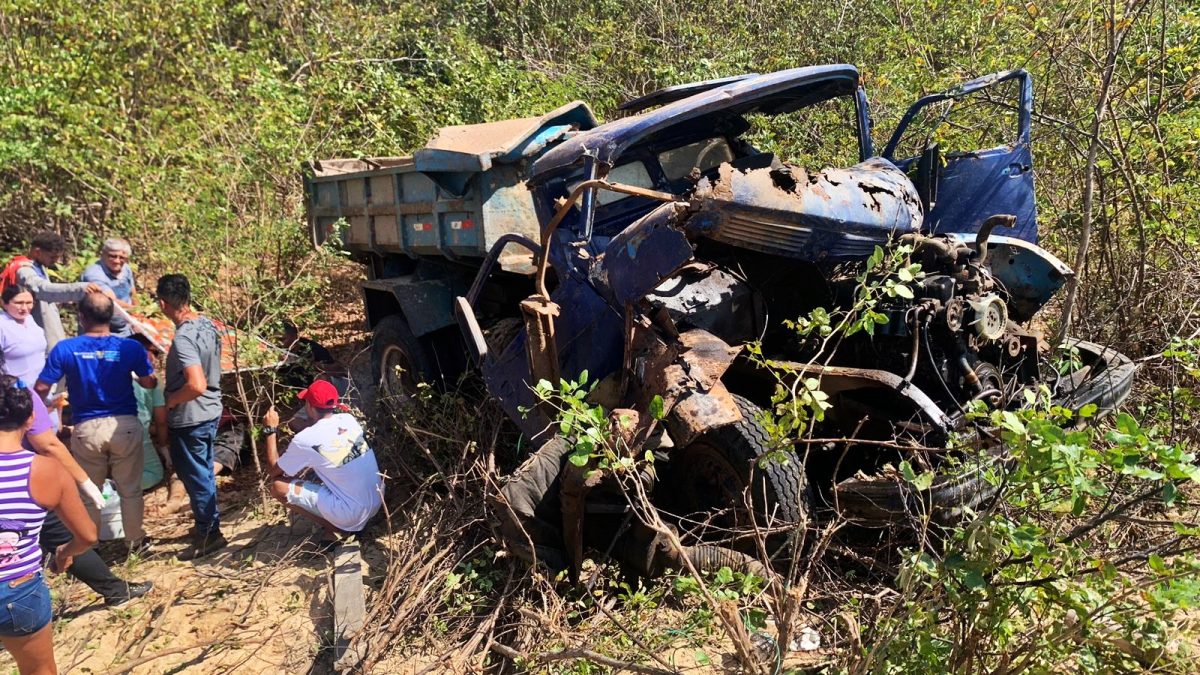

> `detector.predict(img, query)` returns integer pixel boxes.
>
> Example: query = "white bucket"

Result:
[99,480,124,541]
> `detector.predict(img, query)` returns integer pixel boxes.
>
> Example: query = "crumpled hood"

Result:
[684,157,924,259]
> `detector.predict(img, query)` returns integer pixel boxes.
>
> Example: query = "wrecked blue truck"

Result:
[307,65,1135,577]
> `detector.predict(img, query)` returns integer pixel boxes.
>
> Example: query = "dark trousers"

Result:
[39,511,126,602]
[170,418,221,535]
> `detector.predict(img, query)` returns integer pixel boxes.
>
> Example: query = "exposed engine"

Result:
[828,226,1044,415]
[676,159,1052,420]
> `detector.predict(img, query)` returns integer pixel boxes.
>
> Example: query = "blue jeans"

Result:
[0,573,51,637]
[170,418,221,535]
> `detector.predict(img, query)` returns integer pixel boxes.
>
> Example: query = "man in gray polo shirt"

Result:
[156,274,226,559]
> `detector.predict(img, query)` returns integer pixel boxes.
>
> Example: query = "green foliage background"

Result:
[3,1,1199,669]
[0,0,1196,340]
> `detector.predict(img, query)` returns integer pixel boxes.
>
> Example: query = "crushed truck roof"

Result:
[530,64,861,182]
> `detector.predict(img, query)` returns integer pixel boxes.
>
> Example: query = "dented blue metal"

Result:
[617,73,760,114]
[686,159,924,260]
[600,204,693,305]
[954,233,1073,322]
[883,70,1038,243]
[530,64,870,182]
[467,65,1069,443]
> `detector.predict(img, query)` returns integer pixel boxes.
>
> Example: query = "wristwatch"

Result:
[262,426,278,436]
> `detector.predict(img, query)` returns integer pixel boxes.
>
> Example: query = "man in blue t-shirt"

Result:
[35,293,157,554]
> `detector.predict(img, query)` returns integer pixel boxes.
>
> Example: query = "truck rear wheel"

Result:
[372,315,437,400]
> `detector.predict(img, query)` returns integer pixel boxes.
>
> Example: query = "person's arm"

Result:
[166,365,205,409]
[27,428,87,484]
[23,394,102,504]
[165,332,208,410]
[148,385,170,467]
[34,345,62,401]
[151,404,168,449]
[125,339,158,390]
[19,265,109,303]
[52,468,98,573]
[27,428,105,509]
[29,456,98,573]
[263,407,283,478]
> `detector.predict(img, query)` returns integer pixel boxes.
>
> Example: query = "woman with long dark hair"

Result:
[0,374,96,674]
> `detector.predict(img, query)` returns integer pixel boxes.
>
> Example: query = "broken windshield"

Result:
[741,94,861,169]
[658,138,735,180]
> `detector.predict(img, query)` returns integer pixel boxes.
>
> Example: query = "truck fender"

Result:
[664,382,743,448]
[362,276,468,337]
[658,329,744,447]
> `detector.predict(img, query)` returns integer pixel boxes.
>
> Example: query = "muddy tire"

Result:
[1055,339,1136,416]
[372,314,438,399]
[483,317,523,357]
[831,459,1001,526]
[670,395,811,534]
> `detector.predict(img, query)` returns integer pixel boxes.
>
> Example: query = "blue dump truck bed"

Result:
[304,101,597,273]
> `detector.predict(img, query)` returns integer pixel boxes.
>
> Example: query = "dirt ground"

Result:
[5,472,338,675]
[0,273,377,675]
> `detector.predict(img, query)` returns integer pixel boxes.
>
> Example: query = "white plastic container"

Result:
[99,480,124,541]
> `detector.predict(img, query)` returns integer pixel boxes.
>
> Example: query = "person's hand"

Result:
[264,406,280,428]
[78,479,105,510]
[51,543,74,574]
[84,283,115,299]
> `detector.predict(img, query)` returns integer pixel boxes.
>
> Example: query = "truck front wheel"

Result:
[669,394,812,539]
[372,315,437,401]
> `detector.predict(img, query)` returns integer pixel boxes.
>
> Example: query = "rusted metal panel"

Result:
[520,296,562,391]
[415,101,598,172]
[686,159,923,260]
[666,382,742,447]
[308,156,413,179]
[480,164,544,272]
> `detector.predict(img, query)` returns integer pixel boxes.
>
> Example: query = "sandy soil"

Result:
[0,472,339,675]
[22,279,378,675]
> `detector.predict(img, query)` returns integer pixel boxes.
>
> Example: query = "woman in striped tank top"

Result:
[0,375,96,674]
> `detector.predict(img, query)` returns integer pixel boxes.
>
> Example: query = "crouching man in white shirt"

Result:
[261,379,383,545]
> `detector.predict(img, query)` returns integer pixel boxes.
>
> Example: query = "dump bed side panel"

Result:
[306,161,543,268]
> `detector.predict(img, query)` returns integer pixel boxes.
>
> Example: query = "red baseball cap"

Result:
[297,380,346,411]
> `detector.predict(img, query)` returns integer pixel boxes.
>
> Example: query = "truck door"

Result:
[881,70,1038,243]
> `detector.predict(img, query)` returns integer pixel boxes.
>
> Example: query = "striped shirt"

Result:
[0,450,45,582]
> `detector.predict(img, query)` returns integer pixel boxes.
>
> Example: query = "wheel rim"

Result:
[378,344,419,398]
[676,439,750,530]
